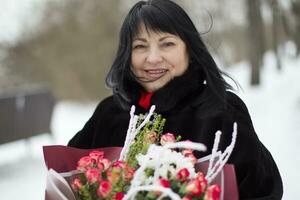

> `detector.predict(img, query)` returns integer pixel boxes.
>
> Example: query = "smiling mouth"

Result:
[145,69,167,79]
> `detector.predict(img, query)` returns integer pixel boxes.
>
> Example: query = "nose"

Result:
[146,47,163,64]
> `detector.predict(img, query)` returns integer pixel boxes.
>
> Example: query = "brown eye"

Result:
[162,42,175,47]
[133,44,146,49]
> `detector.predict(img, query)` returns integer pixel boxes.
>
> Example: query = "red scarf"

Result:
[138,91,153,110]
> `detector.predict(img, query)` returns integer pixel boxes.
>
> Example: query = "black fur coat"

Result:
[68,69,283,199]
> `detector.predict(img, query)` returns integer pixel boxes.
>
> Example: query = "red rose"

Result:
[89,151,104,163]
[204,185,221,200]
[196,172,208,189]
[158,178,170,188]
[185,179,203,196]
[71,178,83,192]
[114,192,124,200]
[160,133,176,146]
[97,180,112,198]
[85,168,101,184]
[77,156,93,171]
[176,168,190,181]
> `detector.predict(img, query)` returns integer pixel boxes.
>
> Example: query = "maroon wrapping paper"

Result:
[43,145,239,199]
[43,145,122,173]
[195,162,239,200]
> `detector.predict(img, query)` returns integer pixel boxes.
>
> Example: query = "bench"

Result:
[0,88,55,144]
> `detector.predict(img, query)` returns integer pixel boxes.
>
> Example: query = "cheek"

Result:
[131,54,143,71]
[170,52,189,75]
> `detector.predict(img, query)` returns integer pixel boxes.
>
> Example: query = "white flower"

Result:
[135,145,196,183]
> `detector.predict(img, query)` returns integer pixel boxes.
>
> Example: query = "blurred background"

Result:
[0,0,299,199]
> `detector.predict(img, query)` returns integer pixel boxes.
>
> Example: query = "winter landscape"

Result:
[0,0,299,200]
[0,49,299,199]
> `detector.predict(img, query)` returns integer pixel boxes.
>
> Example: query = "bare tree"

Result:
[266,0,283,70]
[246,0,265,85]
[4,0,122,100]
[291,0,300,55]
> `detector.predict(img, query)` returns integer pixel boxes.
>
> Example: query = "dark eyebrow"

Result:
[159,36,175,41]
[133,38,147,42]
[133,35,176,42]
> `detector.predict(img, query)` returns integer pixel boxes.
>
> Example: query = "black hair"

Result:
[106,0,235,109]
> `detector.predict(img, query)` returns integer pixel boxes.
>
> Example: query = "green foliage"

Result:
[126,113,166,168]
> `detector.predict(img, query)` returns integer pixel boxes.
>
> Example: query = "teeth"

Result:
[146,69,166,74]
[145,69,166,79]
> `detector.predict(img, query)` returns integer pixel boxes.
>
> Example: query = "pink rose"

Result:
[71,178,83,192]
[99,158,111,170]
[97,180,112,198]
[112,160,126,169]
[85,168,101,184]
[204,185,221,200]
[160,133,176,146]
[89,151,104,163]
[176,168,190,181]
[185,179,203,196]
[114,192,124,200]
[77,156,93,171]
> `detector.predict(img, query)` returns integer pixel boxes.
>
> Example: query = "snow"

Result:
[0,49,299,199]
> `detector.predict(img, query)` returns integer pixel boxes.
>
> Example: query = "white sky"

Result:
[0,0,45,44]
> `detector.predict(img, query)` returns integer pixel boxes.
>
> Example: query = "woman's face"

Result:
[131,25,189,92]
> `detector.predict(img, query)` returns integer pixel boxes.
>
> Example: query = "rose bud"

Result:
[158,178,170,188]
[176,168,190,181]
[114,192,124,200]
[160,133,176,146]
[145,131,158,143]
[71,178,83,192]
[196,172,208,189]
[89,151,104,163]
[204,185,221,200]
[85,168,101,184]
[153,178,171,196]
[77,156,93,171]
[97,180,112,198]
[185,179,203,196]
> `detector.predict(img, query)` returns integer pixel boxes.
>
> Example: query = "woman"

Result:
[68,0,283,199]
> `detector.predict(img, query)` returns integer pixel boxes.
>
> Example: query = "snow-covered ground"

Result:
[0,49,299,199]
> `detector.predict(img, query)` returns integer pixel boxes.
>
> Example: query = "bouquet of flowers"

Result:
[70,142,220,200]
[65,105,238,200]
